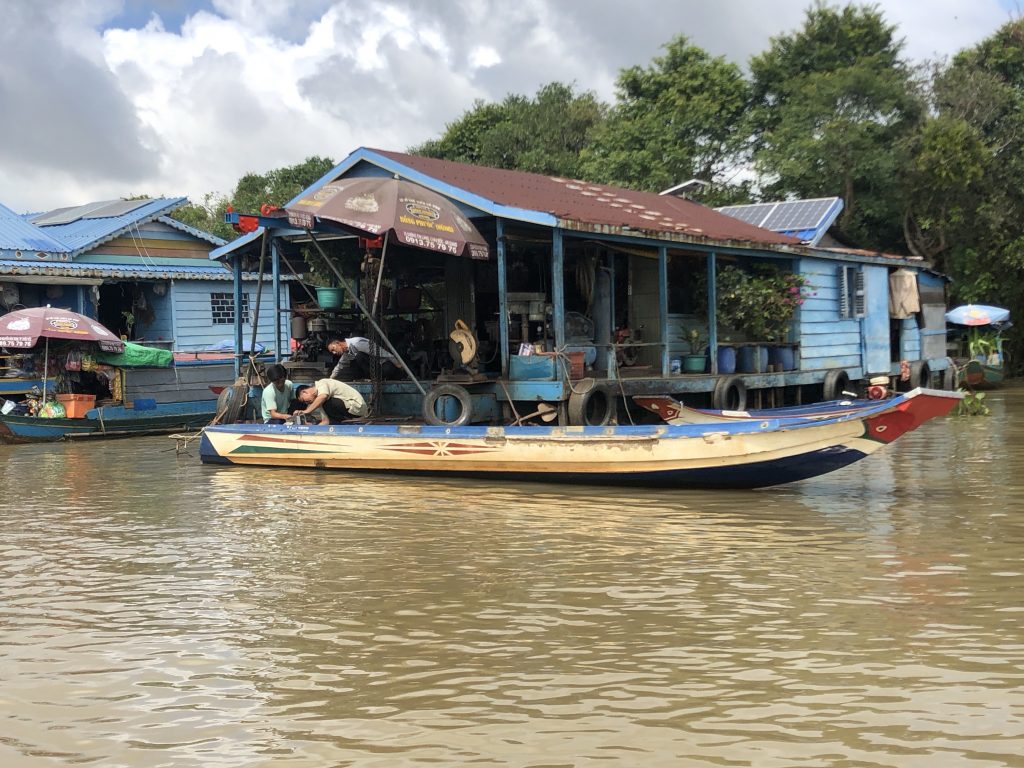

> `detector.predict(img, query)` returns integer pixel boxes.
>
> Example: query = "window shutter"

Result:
[853,271,866,318]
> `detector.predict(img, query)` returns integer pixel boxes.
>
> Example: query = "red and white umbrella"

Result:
[0,306,125,353]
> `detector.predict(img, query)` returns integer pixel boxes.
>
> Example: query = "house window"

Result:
[211,292,250,325]
[838,266,865,319]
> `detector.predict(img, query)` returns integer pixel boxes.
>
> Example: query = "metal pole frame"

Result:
[306,231,426,396]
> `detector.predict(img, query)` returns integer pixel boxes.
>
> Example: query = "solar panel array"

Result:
[717,198,840,233]
[31,199,150,226]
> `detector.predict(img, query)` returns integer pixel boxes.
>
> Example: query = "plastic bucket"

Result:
[683,355,707,373]
[315,287,345,309]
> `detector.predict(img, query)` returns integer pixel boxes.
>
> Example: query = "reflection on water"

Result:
[2,389,1024,766]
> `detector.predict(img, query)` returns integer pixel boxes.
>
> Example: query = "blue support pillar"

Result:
[271,237,282,362]
[552,230,565,351]
[606,251,617,379]
[233,256,243,378]
[659,245,669,377]
[707,251,718,375]
[496,219,510,376]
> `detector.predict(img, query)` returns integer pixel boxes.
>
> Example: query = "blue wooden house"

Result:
[0,197,288,353]
[213,147,952,425]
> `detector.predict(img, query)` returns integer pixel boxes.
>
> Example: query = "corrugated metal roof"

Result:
[157,215,227,247]
[369,149,798,247]
[0,202,70,253]
[0,259,237,280]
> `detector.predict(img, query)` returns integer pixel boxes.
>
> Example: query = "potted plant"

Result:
[682,328,708,373]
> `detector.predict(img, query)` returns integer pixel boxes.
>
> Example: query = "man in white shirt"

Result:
[295,378,368,423]
[327,336,400,380]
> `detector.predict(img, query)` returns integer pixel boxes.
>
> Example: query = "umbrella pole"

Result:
[370,232,389,318]
[41,335,49,405]
[307,231,426,396]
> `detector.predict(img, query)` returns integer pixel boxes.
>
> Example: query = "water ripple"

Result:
[2,389,1024,765]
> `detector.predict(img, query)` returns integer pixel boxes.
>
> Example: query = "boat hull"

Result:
[963,359,1004,389]
[198,388,961,489]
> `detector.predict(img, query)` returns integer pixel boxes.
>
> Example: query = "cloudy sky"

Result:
[0,0,1017,213]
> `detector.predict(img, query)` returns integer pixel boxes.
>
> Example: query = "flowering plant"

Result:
[713,265,812,341]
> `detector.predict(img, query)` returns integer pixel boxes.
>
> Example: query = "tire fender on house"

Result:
[942,358,958,390]
[822,369,852,401]
[216,383,247,424]
[422,383,473,427]
[908,360,931,390]
[712,375,747,411]
[567,385,614,426]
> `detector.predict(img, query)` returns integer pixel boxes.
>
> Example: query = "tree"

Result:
[412,83,606,178]
[749,3,922,250]
[913,21,1024,311]
[579,36,750,192]
[168,156,336,241]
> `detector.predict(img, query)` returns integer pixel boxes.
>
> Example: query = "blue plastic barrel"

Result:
[717,346,736,374]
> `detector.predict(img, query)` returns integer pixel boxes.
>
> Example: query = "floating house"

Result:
[212,147,952,425]
[0,197,288,353]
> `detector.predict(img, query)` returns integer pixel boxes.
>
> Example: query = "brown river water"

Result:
[2,387,1023,767]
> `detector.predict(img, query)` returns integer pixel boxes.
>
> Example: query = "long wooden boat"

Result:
[634,395,878,425]
[197,388,961,489]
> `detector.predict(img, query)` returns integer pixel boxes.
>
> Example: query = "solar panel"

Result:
[30,198,151,226]
[716,197,842,244]
[31,200,121,226]
[82,199,150,219]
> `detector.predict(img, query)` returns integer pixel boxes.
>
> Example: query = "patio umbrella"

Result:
[945,304,1010,326]
[285,176,490,261]
[0,306,125,352]
[0,306,124,404]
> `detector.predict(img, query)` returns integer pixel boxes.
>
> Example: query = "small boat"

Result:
[633,395,878,425]
[0,400,216,442]
[945,304,1011,390]
[0,307,232,443]
[197,388,961,489]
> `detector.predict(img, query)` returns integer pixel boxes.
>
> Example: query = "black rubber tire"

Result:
[568,386,614,426]
[822,369,852,401]
[908,360,930,390]
[422,384,473,427]
[942,359,958,390]
[216,383,247,424]
[712,375,747,411]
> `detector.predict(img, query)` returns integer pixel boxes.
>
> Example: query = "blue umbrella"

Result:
[945,304,1010,326]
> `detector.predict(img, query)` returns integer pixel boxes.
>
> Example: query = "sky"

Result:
[0,0,1018,214]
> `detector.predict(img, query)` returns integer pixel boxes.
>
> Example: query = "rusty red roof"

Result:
[371,148,799,248]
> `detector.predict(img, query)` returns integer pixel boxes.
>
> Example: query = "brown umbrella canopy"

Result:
[0,306,125,353]
[286,177,490,260]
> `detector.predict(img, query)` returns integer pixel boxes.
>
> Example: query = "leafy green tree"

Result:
[579,36,750,192]
[749,3,922,250]
[922,21,1024,326]
[412,83,606,178]
[168,156,335,241]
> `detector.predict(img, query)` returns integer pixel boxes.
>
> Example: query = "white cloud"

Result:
[0,0,1014,213]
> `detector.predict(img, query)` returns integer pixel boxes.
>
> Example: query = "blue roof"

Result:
[157,215,227,247]
[0,202,70,253]
[0,259,236,281]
